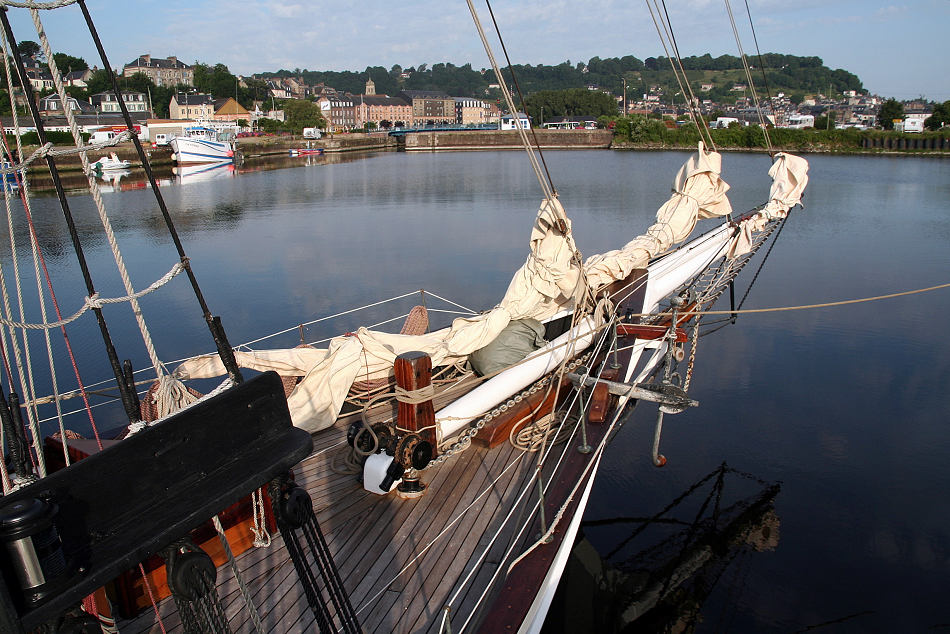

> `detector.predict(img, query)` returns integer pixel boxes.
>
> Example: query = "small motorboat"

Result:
[91,152,131,171]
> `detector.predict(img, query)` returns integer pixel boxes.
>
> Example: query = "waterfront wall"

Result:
[402,129,613,151]
[861,135,950,151]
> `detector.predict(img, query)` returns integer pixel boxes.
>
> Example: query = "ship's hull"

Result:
[170,137,234,164]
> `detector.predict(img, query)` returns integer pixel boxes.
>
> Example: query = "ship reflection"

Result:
[543,463,780,633]
[173,161,235,184]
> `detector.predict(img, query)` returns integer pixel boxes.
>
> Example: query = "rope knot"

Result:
[394,384,435,404]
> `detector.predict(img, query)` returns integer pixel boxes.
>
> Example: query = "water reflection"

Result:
[173,161,235,184]
[544,464,780,633]
[21,148,387,197]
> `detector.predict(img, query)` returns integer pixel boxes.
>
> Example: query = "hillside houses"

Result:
[123,54,193,87]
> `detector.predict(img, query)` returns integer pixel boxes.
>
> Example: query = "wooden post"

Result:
[394,351,436,444]
[393,351,436,499]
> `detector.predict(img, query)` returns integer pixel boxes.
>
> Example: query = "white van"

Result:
[303,127,322,139]
[89,130,116,144]
[153,133,172,146]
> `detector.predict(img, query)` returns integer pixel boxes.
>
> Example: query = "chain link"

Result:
[424,352,592,469]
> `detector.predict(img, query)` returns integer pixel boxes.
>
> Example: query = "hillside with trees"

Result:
[261,53,863,105]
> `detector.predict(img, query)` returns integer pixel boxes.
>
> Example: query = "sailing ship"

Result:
[0,2,807,633]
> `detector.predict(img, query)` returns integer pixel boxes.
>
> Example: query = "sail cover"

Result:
[583,143,732,290]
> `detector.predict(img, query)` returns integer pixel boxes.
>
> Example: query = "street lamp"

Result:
[621,76,627,116]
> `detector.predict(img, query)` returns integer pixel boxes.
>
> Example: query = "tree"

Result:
[925,100,950,130]
[84,69,112,96]
[877,98,904,130]
[282,99,326,132]
[17,40,41,59]
[53,53,87,77]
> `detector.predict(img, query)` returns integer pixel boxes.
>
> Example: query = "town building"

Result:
[38,95,94,116]
[399,90,455,126]
[90,91,149,114]
[455,97,490,125]
[213,97,251,124]
[123,55,194,87]
[355,94,412,129]
[170,92,215,120]
[25,69,53,92]
[64,68,95,89]
[324,94,356,132]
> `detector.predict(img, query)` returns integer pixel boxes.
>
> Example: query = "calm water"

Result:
[5,149,950,631]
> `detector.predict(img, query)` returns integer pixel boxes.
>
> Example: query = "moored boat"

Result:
[170,126,236,164]
[289,148,325,157]
[90,152,131,171]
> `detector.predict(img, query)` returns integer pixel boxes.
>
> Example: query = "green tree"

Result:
[282,99,326,132]
[925,101,949,130]
[52,53,87,77]
[85,69,112,96]
[877,98,903,130]
[193,62,239,99]
[17,40,41,59]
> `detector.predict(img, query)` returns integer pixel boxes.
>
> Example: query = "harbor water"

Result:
[3,149,949,631]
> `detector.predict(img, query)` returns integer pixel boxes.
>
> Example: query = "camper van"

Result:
[303,128,322,139]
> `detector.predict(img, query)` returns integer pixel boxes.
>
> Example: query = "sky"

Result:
[7,0,949,102]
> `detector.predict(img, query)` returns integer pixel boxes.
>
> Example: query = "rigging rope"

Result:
[31,7,166,379]
[466,0,554,203]
[723,0,774,154]
[0,28,50,480]
[645,0,717,151]
[629,281,950,319]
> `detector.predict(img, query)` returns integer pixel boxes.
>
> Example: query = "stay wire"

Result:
[723,0,773,154]
[646,0,716,150]
[743,0,774,105]
[483,0,557,197]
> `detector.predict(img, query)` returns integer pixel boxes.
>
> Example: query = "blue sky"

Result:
[8,0,949,101]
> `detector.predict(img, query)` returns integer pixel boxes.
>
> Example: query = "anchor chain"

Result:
[423,352,592,469]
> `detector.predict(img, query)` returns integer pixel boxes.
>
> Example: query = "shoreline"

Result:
[15,131,948,193]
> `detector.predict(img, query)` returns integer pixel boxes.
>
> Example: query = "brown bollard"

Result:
[393,351,437,499]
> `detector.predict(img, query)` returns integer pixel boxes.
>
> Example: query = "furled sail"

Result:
[175,196,586,432]
[725,151,809,258]
[583,143,733,290]
[175,143,799,435]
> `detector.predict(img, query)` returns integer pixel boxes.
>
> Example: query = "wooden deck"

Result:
[118,276,652,634]
[118,392,618,633]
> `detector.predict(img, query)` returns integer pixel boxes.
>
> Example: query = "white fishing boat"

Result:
[0,3,808,634]
[170,126,236,164]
